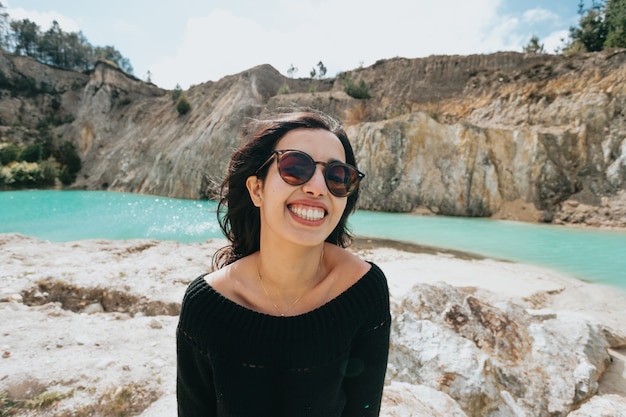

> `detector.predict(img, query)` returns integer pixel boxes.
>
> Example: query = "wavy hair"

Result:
[213,109,361,269]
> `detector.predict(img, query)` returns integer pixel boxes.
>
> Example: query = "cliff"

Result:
[1,49,625,226]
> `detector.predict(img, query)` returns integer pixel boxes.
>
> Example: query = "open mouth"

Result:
[289,204,326,221]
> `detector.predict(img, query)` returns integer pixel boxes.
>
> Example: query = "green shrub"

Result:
[18,143,42,163]
[71,80,83,91]
[36,119,50,131]
[342,74,371,99]
[0,166,10,187]
[5,161,43,186]
[51,97,61,111]
[53,141,81,183]
[39,138,53,160]
[172,84,183,102]
[39,159,60,186]
[8,76,55,98]
[176,96,191,115]
[58,166,73,185]
[0,140,81,187]
[0,144,20,165]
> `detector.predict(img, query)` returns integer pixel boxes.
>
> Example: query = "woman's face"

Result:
[248,128,349,248]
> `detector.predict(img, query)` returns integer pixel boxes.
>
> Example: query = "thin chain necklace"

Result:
[258,248,324,317]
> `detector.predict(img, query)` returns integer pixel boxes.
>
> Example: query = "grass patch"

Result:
[1,392,18,416]
[24,390,74,409]
[72,384,160,417]
[1,389,74,416]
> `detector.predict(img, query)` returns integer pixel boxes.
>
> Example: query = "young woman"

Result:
[177,109,391,417]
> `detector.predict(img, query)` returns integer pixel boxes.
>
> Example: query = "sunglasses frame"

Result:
[255,149,365,197]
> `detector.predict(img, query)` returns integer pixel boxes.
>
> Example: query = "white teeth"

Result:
[291,206,325,221]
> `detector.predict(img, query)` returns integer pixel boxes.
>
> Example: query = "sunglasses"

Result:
[255,149,365,197]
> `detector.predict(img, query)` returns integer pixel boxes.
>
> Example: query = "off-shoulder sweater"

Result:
[176,262,391,417]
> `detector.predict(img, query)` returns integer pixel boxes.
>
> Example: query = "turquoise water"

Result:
[1,190,625,289]
[0,190,220,241]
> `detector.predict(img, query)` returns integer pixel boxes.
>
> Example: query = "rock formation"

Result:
[387,283,615,416]
[1,49,625,226]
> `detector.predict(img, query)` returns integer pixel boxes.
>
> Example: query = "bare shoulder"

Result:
[204,257,257,307]
[203,263,228,289]
[325,245,371,291]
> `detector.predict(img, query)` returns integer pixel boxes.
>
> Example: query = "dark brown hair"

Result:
[213,109,361,269]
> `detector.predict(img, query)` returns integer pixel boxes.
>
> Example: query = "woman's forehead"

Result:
[275,128,345,161]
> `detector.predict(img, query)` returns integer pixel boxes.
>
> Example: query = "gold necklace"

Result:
[258,274,304,317]
[257,248,324,317]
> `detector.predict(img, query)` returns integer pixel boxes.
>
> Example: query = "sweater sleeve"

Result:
[342,267,391,417]
[177,330,216,417]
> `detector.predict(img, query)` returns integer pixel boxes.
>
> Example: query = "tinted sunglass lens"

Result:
[326,164,359,197]
[276,151,361,197]
[278,152,316,185]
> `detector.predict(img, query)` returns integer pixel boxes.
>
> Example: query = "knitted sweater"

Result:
[176,262,391,417]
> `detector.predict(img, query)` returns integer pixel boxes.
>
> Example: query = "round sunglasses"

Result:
[255,149,365,197]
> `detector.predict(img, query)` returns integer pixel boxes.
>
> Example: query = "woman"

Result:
[177,109,391,416]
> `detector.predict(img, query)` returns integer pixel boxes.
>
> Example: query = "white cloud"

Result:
[543,29,570,54]
[6,0,573,90]
[149,9,285,89]
[510,8,570,53]
[6,7,80,33]
[150,0,515,89]
[522,8,560,24]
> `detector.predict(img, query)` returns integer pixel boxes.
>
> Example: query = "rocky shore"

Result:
[554,190,626,229]
[1,233,625,416]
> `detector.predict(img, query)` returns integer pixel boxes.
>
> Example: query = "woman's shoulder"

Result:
[327,245,385,286]
[325,246,388,307]
[181,257,251,308]
[178,262,258,338]
[200,257,259,310]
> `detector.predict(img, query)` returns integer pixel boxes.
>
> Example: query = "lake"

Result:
[1,190,625,290]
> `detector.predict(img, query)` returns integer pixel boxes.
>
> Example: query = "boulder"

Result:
[387,283,612,417]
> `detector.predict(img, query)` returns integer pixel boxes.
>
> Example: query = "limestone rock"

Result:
[566,394,626,417]
[553,190,626,228]
[381,381,469,417]
[388,283,612,417]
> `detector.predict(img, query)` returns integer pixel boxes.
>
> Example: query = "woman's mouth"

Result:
[289,204,326,221]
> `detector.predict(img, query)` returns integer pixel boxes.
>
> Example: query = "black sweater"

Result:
[176,262,391,417]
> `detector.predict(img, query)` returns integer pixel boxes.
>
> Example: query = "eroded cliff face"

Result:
[339,51,626,224]
[73,63,308,199]
[350,113,594,221]
[1,50,625,226]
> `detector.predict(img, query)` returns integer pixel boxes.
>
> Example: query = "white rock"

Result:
[388,283,611,416]
[381,381,468,417]
[566,394,626,417]
[82,302,104,314]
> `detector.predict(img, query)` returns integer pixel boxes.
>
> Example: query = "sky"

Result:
[3,0,584,90]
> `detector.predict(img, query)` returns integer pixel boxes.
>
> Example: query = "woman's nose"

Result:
[302,165,327,196]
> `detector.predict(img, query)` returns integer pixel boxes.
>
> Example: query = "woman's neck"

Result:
[256,242,326,296]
